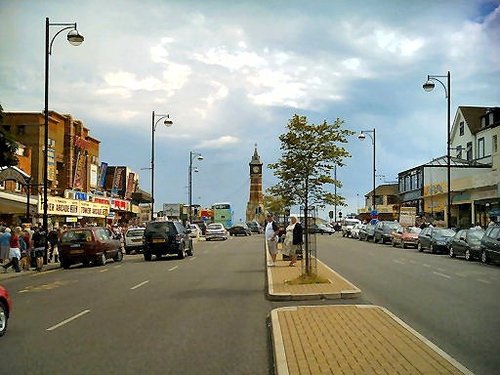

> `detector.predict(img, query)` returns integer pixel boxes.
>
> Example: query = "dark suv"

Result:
[480,225,500,264]
[143,221,193,261]
[373,221,400,244]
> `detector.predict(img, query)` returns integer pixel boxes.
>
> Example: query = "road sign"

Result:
[371,210,378,217]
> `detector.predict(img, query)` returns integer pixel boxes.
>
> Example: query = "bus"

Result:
[212,202,233,229]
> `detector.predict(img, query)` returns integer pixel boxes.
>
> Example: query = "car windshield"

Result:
[435,229,455,237]
[407,227,421,234]
[126,229,144,237]
[208,223,223,230]
[467,230,484,242]
[61,229,93,242]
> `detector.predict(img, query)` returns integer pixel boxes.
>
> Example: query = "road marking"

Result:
[476,279,491,284]
[46,309,90,331]
[433,271,451,279]
[423,264,431,268]
[393,260,405,265]
[189,256,197,261]
[99,269,109,273]
[130,280,149,290]
[113,265,123,269]
[437,267,446,272]
[168,266,178,272]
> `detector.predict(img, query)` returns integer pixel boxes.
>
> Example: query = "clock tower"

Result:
[246,145,264,223]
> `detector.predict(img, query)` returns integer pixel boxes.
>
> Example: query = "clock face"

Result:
[252,166,260,173]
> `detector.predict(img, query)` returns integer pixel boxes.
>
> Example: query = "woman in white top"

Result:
[284,215,303,267]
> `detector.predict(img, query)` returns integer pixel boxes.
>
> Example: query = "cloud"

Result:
[196,136,240,149]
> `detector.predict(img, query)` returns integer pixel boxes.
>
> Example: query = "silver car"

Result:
[205,223,228,241]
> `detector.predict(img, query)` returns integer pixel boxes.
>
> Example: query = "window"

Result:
[0,180,4,190]
[2,125,11,133]
[478,137,485,158]
[17,125,26,135]
[459,121,464,136]
[15,182,22,192]
[466,142,473,160]
[493,135,498,153]
[481,117,486,128]
[489,112,494,126]
[456,145,463,159]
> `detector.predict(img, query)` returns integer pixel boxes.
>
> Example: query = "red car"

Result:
[0,285,13,337]
[392,226,421,249]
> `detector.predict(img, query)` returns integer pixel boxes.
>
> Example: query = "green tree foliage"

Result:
[263,194,290,217]
[0,104,19,167]
[268,114,353,209]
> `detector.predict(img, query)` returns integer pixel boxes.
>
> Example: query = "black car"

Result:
[246,221,263,234]
[448,228,484,261]
[360,223,376,241]
[143,221,193,261]
[228,223,252,236]
[417,227,455,254]
[373,221,401,244]
[480,225,500,264]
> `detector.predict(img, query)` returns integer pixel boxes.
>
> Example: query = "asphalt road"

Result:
[0,236,273,375]
[317,233,500,375]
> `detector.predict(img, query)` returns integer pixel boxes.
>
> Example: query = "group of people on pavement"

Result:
[265,213,303,267]
[0,222,67,273]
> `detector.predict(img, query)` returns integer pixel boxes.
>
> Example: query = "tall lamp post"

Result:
[423,71,451,228]
[150,111,173,220]
[44,18,84,261]
[358,128,376,212]
[188,151,203,223]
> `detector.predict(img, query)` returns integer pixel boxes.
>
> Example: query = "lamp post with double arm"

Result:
[188,151,203,223]
[150,111,173,220]
[423,71,451,228]
[44,17,84,262]
[358,128,376,212]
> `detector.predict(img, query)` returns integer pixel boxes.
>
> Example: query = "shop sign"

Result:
[40,196,109,218]
[111,198,129,211]
[74,191,89,201]
[66,217,77,223]
[399,207,417,227]
[93,196,110,205]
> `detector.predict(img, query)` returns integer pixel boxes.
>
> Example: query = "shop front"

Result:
[39,196,109,228]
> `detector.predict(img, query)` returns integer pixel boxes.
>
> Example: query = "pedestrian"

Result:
[265,213,279,266]
[284,215,303,267]
[19,230,30,271]
[0,227,12,264]
[31,225,46,271]
[48,227,59,262]
[3,227,21,273]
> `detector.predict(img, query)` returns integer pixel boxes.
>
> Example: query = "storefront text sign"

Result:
[39,196,109,218]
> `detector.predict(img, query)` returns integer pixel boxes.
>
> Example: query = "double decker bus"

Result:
[212,202,233,229]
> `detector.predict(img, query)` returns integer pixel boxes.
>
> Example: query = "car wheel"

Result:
[449,246,455,258]
[465,249,472,261]
[401,242,406,249]
[82,259,90,267]
[417,242,423,252]
[61,259,71,269]
[0,301,8,337]
[178,244,185,259]
[144,251,152,261]
[125,249,131,255]
[113,250,123,262]
[392,240,396,247]
[98,253,106,266]
[481,250,489,264]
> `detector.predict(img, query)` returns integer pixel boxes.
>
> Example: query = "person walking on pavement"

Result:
[0,227,11,264]
[284,215,303,267]
[3,226,21,273]
[265,213,279,266]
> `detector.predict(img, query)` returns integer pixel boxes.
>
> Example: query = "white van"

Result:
[341,218,361,238]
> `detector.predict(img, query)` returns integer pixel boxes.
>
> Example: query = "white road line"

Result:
[46,310,90,331]
[423,264,431,268]
[99,269,109,273]
[393,260,405,265]
[433,271,451,279]
[437,267,446,272]
[168,266,178,272]
[130,280,149,290]
[476,279,491,284]
[188,256,197,261]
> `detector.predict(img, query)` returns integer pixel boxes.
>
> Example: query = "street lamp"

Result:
[150,111,173,220]
[44,17,84,261]
[423,71,451,228]
[358,128,376,212]
[188,151,203,222]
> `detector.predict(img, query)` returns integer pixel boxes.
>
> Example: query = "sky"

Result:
[1,0,499,222]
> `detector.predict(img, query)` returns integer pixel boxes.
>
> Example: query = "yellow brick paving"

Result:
[274,305,471,375]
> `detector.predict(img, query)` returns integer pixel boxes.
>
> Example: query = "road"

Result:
[317,233,500,375]
[0,236,273,375]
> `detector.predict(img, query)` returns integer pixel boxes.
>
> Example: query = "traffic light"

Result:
[338,212,342,218]
[329,211,333,218]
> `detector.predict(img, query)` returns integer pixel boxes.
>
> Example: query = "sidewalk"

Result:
[266,249,473,374]
[0,261,61,281]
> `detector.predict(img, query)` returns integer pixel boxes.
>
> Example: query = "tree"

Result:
[268,114,353,275]
[0,104,18,167]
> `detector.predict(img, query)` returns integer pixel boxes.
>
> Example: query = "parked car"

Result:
[228,222,252,236]
[391,226,421,249]
[124,227,145,254]
[0,285,12,337]
[246,221,263,234]
[480,225,500,264]
[373,221,401,244]
[351,223,364,239]
[143,221,193,261]
[449,228,485,261]
[360,223,376,241]
[417,227,456,254]
[309,223,335,235]
[205,223,229,241]
[341,218,361,237]
[187,224,202,238]
[59,227,124,269]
